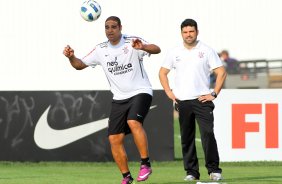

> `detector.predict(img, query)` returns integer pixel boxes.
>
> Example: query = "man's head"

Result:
[181,19,198,31]
[105,16,122,45]
[220,50,230,60]
[180,19,198,47]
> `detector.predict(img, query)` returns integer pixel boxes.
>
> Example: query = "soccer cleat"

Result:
[210,172,223,181]
[121,175,134,184]
[184,175,199,181]
[137,165,152,182]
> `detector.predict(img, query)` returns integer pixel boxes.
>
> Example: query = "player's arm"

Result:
[132,39,161,54]
[63,45,88,70]
[142,44,161,54]
[213,66,227,95]
[198,66,227,103]
[159,67,177,103]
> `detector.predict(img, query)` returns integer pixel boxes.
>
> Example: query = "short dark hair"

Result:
[105,16,121,27]
[181,19,198,31]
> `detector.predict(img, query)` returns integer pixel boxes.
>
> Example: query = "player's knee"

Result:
[128,120,142,129]
[108,134,124,145]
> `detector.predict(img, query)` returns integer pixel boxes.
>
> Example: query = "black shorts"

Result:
[108,93,152,135]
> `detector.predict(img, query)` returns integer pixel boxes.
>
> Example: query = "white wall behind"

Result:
[1,0,282,90]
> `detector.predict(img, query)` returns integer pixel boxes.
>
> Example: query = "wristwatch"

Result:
[211,91,217,98]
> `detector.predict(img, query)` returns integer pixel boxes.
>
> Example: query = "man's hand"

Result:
[132,39,144,50]
[165,90,178,104]
[63,45,74,58]
[198,94,215,103]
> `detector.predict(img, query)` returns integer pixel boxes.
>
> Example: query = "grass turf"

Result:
[0,118,282,184]
[1,161,282,184]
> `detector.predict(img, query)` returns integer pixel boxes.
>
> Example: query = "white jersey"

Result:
[82,35,152,100]
[162,41,223,100]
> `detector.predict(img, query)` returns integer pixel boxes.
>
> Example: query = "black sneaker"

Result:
[121,175,134,184]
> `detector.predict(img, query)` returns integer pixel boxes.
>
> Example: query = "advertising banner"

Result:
[214,89,282,161]
[0,90,173,161]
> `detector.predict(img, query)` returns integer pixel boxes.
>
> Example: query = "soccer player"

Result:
[63,16,161,184]
[159,18,226,181]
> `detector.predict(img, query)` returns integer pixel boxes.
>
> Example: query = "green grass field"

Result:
[1,118,282,184]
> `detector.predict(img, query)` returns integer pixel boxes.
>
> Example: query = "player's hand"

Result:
[63,45,74,58]
[165,90,178,104]
[132,39,144,50]
[165,90,180,111]
[198,94,215,103]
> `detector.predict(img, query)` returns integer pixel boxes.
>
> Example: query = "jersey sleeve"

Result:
[81,47,101,67]
[161,50,174,70]
[208,49,223,70]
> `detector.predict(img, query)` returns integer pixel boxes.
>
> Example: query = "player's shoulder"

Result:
[197,41,219,58]
[96,41,109,49]
[168,45,185,54]
[197,41,214,52]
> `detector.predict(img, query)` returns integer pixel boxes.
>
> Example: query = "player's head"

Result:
[105,16,122,45]
[181,19,198,31]
[180,19,198,46]
[106,16,121,27]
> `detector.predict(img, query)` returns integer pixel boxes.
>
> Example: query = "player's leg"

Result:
[108,100,134,184]
[194,100,222,180]
[109,133,128,172]
[177,99,200,180]
[127,120,149,159]
[128,120,152,182]
[127,93,152,182]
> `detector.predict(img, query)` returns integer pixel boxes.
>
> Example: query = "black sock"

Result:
[141,157,151,167]
[122,172,132,178]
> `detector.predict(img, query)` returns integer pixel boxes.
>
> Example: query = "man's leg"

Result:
[178,100,200,179]
[128,120,149,158]
[194,100,222,175]
[108,133,130,174]
[128,120,152,182]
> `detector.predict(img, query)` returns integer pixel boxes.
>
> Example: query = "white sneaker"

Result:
[184,175,198,181]
[210,172,222,181]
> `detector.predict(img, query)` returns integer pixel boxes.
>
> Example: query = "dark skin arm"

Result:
[63,45,88,70]
[132,39,161,54]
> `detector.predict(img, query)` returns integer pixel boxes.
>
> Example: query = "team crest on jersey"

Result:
[198,52,204,58]
[123,46,129,54]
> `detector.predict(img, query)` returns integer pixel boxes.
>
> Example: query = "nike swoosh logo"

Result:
[34,106,109,150]
[139,172,151,179]
[34,105,157,150]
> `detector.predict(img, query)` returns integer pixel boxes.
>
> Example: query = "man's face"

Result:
[105,20,122,45]
[181,26,198,45]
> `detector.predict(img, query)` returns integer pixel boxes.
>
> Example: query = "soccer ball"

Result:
[80,0,102,22]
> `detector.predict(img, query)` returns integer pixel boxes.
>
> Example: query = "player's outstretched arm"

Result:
[132,39,161,54]
[63,45,88,70]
